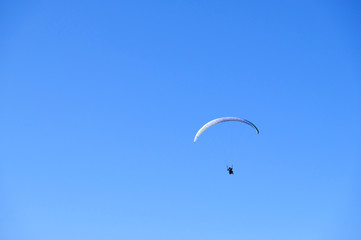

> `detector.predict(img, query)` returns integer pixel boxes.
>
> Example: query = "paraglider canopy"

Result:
[194,117,259,142]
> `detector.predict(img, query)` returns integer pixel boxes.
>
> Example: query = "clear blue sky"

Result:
[1,1,360,239]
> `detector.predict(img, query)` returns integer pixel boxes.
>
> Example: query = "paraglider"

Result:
[194,117,259,142]
[194,117,259,175]
[227,165,234,175]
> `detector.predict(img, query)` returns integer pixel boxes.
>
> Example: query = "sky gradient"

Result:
[1,1,361,239]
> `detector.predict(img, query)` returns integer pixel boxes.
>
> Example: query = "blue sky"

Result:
[1,1,360,239]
